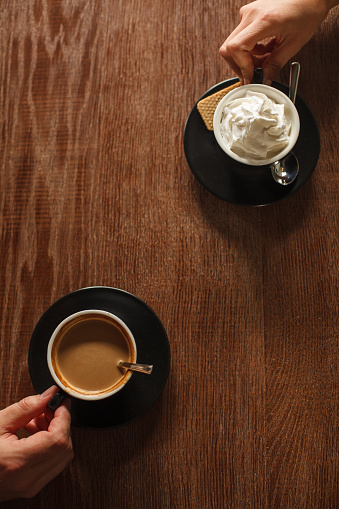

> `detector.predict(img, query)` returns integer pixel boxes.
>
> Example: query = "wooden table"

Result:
[1,1,338,507]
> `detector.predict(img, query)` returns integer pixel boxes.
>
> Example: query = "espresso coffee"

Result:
[51,313,135,395]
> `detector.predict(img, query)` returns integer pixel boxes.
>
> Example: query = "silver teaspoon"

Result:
[271,62,300,186]
[119,361,153,374]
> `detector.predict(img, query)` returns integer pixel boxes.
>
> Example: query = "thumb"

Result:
[0,386,58,434]
[262,43,296,84]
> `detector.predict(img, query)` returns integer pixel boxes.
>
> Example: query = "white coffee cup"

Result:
[47,310,137,403]
[213,84,300,166]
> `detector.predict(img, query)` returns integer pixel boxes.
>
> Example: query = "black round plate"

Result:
[28,287,171,429]
[184,79,320,206]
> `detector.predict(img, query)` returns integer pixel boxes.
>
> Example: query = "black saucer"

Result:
[28,287,171,429]
[184,79,320,206]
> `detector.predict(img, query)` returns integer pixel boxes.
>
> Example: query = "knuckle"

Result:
[260,10,281,27]
[50,431,73,455]
[5,459,23,476]
[17,397,31,412]
[219,45,228,60]
[239,5,247,17]
[240,4,257,19]
[222,40,238,57]
[240,4,282,27]
[52,434,68,449]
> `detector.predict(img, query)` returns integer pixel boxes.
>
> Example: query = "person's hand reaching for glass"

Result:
[220,0,338,85]
[0,386,74,501]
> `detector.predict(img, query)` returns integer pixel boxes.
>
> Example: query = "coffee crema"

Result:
[51,314,135,395]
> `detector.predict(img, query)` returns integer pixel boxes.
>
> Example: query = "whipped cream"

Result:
[219,91,291,160]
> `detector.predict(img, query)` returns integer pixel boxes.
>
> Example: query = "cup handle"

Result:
[47,389,67,411]
[252,68,263,84]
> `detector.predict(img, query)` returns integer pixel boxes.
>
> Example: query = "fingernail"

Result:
[265,79,272,86]
[40,386,56,399]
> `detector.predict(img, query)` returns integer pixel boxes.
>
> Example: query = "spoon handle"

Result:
[119,361,153,374]
[289,62,300,104]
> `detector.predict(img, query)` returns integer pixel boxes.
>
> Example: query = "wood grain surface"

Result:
[0,1,338,508]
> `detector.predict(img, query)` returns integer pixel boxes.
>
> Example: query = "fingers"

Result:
[48,399,72,438]
[24,414,51,435]
[6,416,74,500]
[250,37,278,56]
[220,21,281,84]
[220,0,329,85]
[261,41,298,84]
[0,394,73,501]
[24,399,57,435]
[220,42,253,84]
[20,398,73,461]
[220,29,292,85]
[0,387,59,434]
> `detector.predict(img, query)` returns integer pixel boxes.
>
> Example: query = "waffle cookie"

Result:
[197,81,241,130]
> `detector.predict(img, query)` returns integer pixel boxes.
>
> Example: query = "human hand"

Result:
[0,386,74,501]
[219,0,334,84]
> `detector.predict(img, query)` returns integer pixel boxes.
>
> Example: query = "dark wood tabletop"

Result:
[1,1,338,508]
